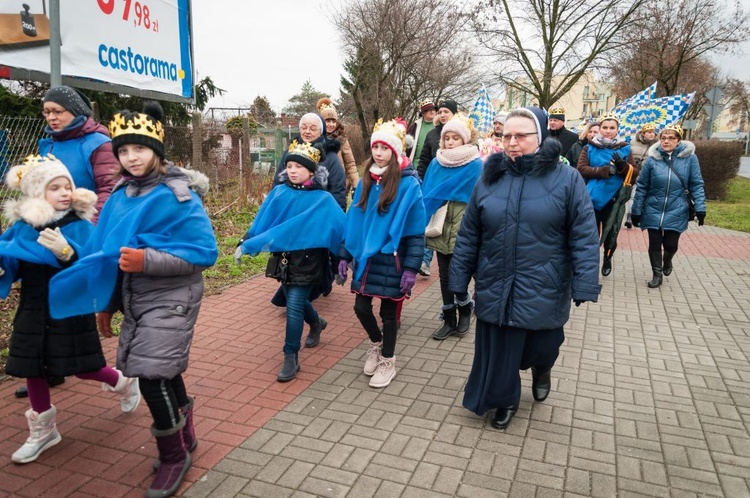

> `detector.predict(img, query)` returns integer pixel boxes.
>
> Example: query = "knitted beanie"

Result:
[441,113,475,144]
[549,107,565,121]
[285,140,322,173]
[493,113,507,125]
[371,118,409,157]
[43,85,93,117]
[437,99,458,115]
[109,101,165,159]
[317,98,338,121]
[419,100,436,115]
[5,154,74,199]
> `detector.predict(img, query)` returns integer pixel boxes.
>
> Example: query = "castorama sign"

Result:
[0,0,193,101]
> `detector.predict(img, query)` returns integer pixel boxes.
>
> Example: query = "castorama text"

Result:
[98,43,180,81]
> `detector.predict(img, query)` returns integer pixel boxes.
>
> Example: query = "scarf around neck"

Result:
[591,134,622,149]
[436,144,480,167]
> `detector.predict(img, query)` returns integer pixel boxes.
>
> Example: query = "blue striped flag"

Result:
[612,82,657,114]
[614,93,695,136]
[469,86,495,135]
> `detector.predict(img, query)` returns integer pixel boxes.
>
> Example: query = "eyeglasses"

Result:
[41,109,68,118]
[502,132,537,142]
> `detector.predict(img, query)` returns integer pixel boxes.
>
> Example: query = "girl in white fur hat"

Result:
[0,155,140,465]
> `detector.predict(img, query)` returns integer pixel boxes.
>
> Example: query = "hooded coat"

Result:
[631,140,706,233]
[449,139,601,330]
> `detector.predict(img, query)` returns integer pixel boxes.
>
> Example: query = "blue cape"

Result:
[0,217,94,298]
[345,174,425,281]
[239,184,345,255]
[421,157,483,220]
[586,144,632,211]
[48,184,218,319]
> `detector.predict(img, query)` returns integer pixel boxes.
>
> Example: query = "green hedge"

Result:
[693,141,742,200]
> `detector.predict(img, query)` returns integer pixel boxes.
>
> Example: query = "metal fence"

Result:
[0,115,283,214]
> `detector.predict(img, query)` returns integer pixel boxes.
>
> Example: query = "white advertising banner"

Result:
[0,0,193,99]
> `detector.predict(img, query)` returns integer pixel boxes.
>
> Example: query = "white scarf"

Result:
[370,164,388,176]
[436,144,480,167]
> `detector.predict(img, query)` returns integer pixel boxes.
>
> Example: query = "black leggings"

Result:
[594,199,616,257]
[435,252,469,307]
[647,229,681,254]
[139,375,189,431]
[353,295,398,358]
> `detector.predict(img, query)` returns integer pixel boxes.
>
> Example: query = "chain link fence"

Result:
[0,114,287,218]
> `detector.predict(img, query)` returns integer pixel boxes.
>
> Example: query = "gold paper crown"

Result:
[287,140,321,164]
[12,154,59,185]
[661,123,683,138]
[317,101,336,113]
[549,107,566,115]
[599,113,620,123]
[641,123,657,132]
[108,112,165,143]
[372,118,407,148]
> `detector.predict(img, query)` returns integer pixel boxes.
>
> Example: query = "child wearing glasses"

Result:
[421,114,483,341]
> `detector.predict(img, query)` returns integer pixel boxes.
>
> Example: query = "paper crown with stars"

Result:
[661,123,683,139]
[371,118,409,157]
[285,139,322,172]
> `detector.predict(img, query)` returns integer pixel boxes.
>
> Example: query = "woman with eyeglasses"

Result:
[450,107,600,431]
[38,86,120,223]
[630,124,706,288]
[575,114,638,277]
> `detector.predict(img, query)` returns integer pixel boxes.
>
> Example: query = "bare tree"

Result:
[472,0,646,109]
[725,78,750,130]
[333,0,479,147]
[608,0,748,98]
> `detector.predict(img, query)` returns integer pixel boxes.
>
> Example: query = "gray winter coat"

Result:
[449,139,601,329]
[631,141,706,233]
[114,166,212,380]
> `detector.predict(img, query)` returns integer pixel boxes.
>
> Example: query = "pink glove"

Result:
[400,270,417,294]
[337,260,349,284]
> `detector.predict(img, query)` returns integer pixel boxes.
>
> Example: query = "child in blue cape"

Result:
[48,102,218,498]
[422,114,483,341]
[235,140,345,383]
[337,118,426,388]
[0,155,140,465]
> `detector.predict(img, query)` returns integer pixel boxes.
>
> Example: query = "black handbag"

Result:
[664,158,696,221]
[265,253,288,281]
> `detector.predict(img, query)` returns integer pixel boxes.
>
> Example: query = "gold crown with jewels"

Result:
[599,113,620,123]
[108,112,165,143]
[549,107,565,115]
[287,140,321,163]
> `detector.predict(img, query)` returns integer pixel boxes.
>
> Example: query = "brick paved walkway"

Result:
[1,224,750,497]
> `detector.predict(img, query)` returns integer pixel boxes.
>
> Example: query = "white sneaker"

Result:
[369,356,396,388]
[363,341,382,376]
[103,370,141,413]
[12,406,62,464]
[419,262,431,277]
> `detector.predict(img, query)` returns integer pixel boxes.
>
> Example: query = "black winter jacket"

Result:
[5,212,104,378]
[549,127,579,158]
[417,123,444,180]
[273,135,347,210]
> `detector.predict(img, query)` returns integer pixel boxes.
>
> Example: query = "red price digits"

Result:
[98,0,158,32]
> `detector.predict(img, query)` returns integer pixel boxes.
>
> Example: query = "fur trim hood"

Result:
[277,165,329,189]
[646,140,695,160]
[113,163,210,201]
[483,138,563,185]
[3,188,97,228]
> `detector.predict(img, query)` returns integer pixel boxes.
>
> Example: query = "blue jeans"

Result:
[282,285,318,354]
[422,247,434,266]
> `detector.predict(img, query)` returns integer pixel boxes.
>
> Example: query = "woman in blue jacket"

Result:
[450,107,601,430]
[630,124,706,288]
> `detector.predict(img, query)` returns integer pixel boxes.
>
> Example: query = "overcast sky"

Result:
[192,1,750,113]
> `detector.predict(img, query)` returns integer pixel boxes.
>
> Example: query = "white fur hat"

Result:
[441,113,477,145]
[3,154,97,227]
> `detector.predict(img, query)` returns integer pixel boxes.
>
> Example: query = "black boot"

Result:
[624,213,633,229]
[456,298,474,336]
[647,250,663,288]
[531,367,552,402]
[662,251,675,276]
[601,256,612,277]
[432,305,457,340]
[277,353,299,382]
[147,419,191,498]
[304,317,327,348]
[491,406,518,430]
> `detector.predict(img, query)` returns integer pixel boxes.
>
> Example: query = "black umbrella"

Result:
[600,164,636,258]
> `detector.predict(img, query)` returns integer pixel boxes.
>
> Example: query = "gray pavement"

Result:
[184,226,750,498]
[739,157,750,179]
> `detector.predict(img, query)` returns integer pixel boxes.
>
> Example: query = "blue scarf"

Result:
[0,217,93,298]
[48,184,218,319]
[586,143,632,211]
[345,173,425,281]
[239,183,345,255]
[421,157,482,220]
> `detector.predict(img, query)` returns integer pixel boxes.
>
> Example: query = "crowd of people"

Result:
[0,87,708,496]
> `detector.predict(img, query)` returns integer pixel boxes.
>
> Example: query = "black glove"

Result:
[696,212,706,226]
[630,214,641,227]
[611,153,629,174]
[574,300,584,307]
